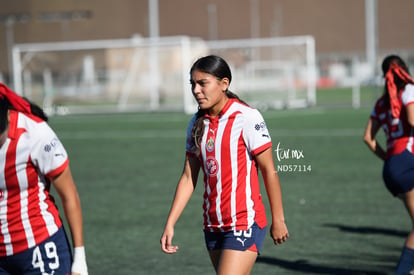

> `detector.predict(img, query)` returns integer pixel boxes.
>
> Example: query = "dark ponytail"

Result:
[26,98,48,122]
[0,98,8,133]
[381,55,412,109]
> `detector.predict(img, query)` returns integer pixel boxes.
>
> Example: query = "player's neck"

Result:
[208,96,228,117]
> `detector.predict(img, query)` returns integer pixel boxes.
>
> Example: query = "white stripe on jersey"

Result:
[214,121,224,230]
[0,140,12,255]
[16,128,36,249]
[37,178,59,236]
[201,128,213,231]
[1,191,13,256]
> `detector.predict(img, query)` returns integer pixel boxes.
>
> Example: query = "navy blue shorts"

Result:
[0,227,72,275]
[383,150,414,196]
[204,222,267,254]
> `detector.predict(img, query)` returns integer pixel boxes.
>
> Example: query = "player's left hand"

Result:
[270,220,289,245]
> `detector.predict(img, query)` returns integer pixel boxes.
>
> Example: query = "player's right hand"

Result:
[160,226,179,254]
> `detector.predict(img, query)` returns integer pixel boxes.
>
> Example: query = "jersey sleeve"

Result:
[185,114,198,157]
[30,121,69,178]
[402,84,414,106]
[242,109,272,156]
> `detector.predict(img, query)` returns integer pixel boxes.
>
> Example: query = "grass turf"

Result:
[48,105,408,275]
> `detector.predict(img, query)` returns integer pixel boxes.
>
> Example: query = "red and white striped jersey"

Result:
[186,99,271,232]
[0,110,68,256]
[371,83,414,158]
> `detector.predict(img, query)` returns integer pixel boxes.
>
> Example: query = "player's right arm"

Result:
[363,118,386,160]
[160,156,200,254]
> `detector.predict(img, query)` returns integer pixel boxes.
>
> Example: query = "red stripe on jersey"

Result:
[4,128,27,254]
[250,161,267,229]
[204,117,220,228]
[26,159,49,244]
[219,113,239,228]
[251,142,272,156]
[235,132,248,229]
[46,159,68,178]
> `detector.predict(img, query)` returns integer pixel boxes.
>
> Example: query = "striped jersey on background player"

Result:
[364,55,414,274]
[0,83,88,275]
[161,55,289,275]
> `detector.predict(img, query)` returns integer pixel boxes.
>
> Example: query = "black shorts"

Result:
[204,222,267,254]
[383,150,414,196]
[0,227,72,275]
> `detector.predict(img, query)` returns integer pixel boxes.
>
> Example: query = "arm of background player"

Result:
[160,156,200,254]
[52,165,85,247]
[52,166,88,275]
[256,148,289,246]
[363,118,386,160]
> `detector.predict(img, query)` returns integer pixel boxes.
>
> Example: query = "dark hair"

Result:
[190,55,233,84]
[0,98,8,133]
[381,54,410,77]
[381,55,411,106]
[0,96,48,134]
[190,55,245,152]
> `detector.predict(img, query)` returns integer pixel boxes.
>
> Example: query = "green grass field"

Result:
[47,89,408,275]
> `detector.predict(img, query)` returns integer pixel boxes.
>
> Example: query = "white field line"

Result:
[57,128,363,140]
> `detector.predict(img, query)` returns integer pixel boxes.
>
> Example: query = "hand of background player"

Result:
[160,226,179,254]
[270,220,289,245]
[71,246,88,275]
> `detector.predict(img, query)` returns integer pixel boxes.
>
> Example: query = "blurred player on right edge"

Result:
[364,55,414,274]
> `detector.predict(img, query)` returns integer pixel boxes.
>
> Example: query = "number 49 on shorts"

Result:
[32,241,60,274]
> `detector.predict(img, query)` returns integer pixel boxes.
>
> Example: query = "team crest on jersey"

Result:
[206,137,215,152]
[205,156,219,177]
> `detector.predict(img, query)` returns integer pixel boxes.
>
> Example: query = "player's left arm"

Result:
[363,118,386,160]
[256,148,289,245]
[52,166,88,275]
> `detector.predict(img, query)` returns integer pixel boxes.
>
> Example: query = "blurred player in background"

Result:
[160,55,289,274]
[364,55,414,274]
[0,83,88,275]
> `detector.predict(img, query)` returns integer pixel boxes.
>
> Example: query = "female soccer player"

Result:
[0,83,88,275]
[363,55,414,274]
[160,55,289,274]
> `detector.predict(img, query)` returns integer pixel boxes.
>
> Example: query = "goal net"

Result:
[11,35,316,115]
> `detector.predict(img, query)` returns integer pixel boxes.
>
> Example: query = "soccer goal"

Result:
[11,35,316,115]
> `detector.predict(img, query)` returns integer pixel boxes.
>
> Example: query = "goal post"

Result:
[205,35,316,111]
[11,35,316,115]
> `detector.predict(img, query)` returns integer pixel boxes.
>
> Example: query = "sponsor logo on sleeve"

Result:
[43,137,66,158]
